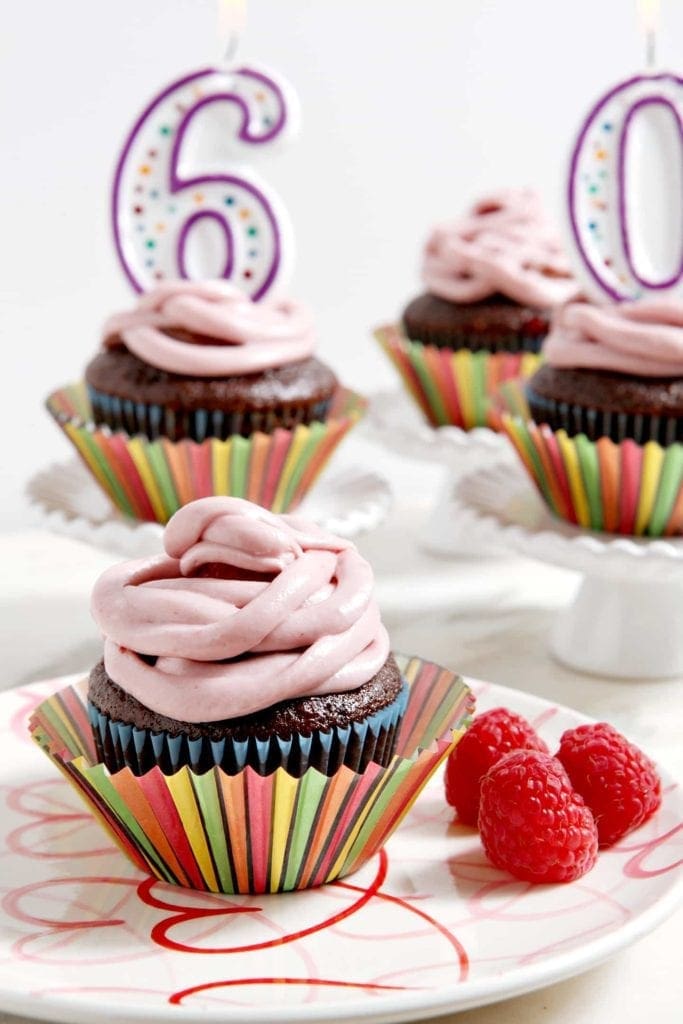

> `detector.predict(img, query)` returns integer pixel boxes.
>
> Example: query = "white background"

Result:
[3,0,683,529]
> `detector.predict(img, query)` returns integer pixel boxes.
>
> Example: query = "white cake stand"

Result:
[362,390,508,469]
[26,457,393,558]
[446,459,683,680]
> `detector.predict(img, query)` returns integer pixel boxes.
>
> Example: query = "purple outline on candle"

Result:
[177,209,235,280]
[618,95,683,290]
[112,66,288,296]
[567,72,683,302]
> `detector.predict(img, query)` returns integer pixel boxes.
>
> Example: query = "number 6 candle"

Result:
[111,13,299,299]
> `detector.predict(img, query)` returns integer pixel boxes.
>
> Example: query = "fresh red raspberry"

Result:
[445,707,548,825]
[556,723,662,847]
[478,750,599,883]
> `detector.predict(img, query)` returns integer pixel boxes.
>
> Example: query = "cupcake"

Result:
[376,190,579,430]
[88,496,406,777]
[46,281,365,522]
[30,496,474,893]
[504,300,683,535]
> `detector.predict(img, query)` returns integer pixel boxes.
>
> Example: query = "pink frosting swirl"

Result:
[422,189,579,308]
[544,300,683,377]
[91,498,390,723]
[102,280,316,377]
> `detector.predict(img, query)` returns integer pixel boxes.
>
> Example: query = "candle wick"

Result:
[222,30,239,68]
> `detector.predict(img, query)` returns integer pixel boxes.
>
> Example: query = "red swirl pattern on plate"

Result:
[1,677,681,1019]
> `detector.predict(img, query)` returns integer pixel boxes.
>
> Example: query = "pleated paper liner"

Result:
[29,654,474,895]
[88,680,410,777]
[46,381,366,524]
[502,413,683,536]
[525,387,683,447]
[375,323,541,430]
[87,384,334,442]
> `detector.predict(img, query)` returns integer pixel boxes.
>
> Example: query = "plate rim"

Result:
[1,676,681,1024]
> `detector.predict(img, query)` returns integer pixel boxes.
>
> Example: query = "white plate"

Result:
[1,676,681,1024]
[26,459,393,557]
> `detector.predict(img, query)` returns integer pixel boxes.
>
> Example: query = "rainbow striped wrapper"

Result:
[46,382,366,524]
[502,414,683,536]
[375,324,541,431]
[29,655,473,895]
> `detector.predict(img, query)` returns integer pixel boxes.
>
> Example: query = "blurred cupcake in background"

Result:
[503,299,683,536]
[46,281,365,523]
[376,189,580,430]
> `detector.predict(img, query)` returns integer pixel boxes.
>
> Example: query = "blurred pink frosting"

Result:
[422,189,579,308]
[91,497,390,723]
[102,280,316,377]
[544,300,683,377]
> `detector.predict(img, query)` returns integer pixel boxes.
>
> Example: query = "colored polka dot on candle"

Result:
[247,226,258,237]
[146,239,156,249]
[243,269,253,279]
[156,222,166,232]
[239,208,251,220]
[159,124,173,136]
[149,189,160,199]
[139,164,152,175]
[133,205,144,214]
[194,193,204,204]
[224,196,235,206]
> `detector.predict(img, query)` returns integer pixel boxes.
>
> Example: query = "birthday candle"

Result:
[566,1,683,302]
[111,3,299,299]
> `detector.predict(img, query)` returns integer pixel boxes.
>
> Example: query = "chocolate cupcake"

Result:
[377,190,580,430]
[87,280,337,441]
[46,281,365,522]
[88,496,407,776]
[504,300,683,535]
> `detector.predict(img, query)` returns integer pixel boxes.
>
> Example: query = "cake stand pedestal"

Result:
[448,460,683,680]
[362,390,508,556]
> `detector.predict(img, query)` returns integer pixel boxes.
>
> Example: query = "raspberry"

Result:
[445,707,548,826]
[478,750,598,883]
[556,723,662,847]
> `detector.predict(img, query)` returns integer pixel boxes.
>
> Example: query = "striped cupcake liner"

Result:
[87,681,410,778]
[29,654,474,894]
[87,384,334,442]
[502,413,683,536]
[526,387,683,447]
[46,381,366,523]
[375,323,541,430]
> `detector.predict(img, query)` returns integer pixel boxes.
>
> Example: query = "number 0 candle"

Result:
[111,27,299,299]
[567,4,683,302]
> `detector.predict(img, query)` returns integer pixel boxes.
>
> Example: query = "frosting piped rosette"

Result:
[422,189,579,308]
[92,497,390,725]
[543,299,683,378]
[102,279,316,377]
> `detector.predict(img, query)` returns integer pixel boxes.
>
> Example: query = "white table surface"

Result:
[1,446,682,1024]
